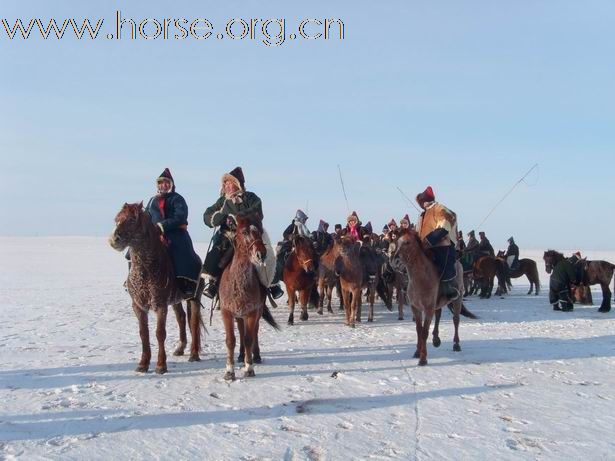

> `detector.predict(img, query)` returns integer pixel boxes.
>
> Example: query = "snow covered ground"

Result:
[1,237,615,460]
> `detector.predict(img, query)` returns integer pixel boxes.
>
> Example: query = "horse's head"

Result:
[333,234,361,258]
[235,214,266,266]
[292,235,316,274]
[390,229,421,272]
[109,202,147,252]
[543,249,564,274]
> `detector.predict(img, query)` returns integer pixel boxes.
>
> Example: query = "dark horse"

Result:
[218,214,280,380]
[283,234,319,325]
[472,256,506,299]
[109,202,204,374]
[496,251,541,295]
[544,250,615,312]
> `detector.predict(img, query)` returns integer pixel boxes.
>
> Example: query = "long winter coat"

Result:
[416,202,458,248]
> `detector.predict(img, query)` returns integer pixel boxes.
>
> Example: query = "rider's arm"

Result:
[158,194,188,233]
[203,196,226,228]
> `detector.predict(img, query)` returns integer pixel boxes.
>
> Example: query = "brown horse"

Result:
[109,202,204,374]
[473,256,506,299]
[544,250,615,312]
[333,235,364,328]
[496,251,541,295]
[316,244,339,315]
[218,214,280,380]
[391,229,469,366]
[283,235,319,325]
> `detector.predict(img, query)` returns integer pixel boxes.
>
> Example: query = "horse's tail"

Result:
[448,301,479,319]
[308,285,320,308]
[530,260,540,292]
[376,278,393,311]
[262,304,281,331]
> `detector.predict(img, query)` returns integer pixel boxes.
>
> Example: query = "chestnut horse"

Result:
[496,251,541,295]
[109,202,204,374]
[283,235,319,325]
[218,214,280,380]
[544,250,615,312]
[473,256,506,299]
[333,235,364,328]
[316,243,339,315]
[391,229,470,366]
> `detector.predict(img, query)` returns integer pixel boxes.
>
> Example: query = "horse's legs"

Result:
[299,289,309,321]
[287,287,296,325]
[237,318,245,363]
[452,305,461,352]
[341,289,351,326]
[326,284,334,313]
[397,283,404,321]
[222,310,236,381]
[172,303,187,356]
[411,306,422,359]
[317,277,325,314]
[188,298,201,362]
[598,282,612,312]
[432,308,441,348]
[133,304,151,373]
[419,309,433,366]
[368,282,376,322]
[253,316,262,364]
[154,306,168,374]
[242,312,259,378]
[487,276,494,298]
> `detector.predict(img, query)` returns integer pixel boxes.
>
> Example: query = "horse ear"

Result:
[138,201,144,209]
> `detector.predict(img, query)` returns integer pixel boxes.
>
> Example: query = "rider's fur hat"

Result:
[347,211,360,223]
[416,186,435,206]
[295,209,308,223]
[221,166,245,193]
[400,214,411,225]
[508,236,514,243]
[318,219,329,233]
[156,168,175,192]
[382,225,389,234]
[468,230,475,237]
[388,218,398,228]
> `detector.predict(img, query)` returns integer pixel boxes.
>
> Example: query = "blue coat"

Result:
[146,192,202,282]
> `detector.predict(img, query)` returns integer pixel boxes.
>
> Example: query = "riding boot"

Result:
[203,277,219,299]
[433,244,459,301]
[439,279,460,301]
[268,283,284,300]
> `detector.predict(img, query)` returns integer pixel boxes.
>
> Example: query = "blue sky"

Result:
[1,1,614,250]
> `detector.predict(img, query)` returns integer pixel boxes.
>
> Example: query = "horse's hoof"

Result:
[155,366,167,375]
[224,371,236,381]
[243,369,256,378]
[433,337,441,348]
[398,316,404,321]
[413,350,420,359]
[287,319,294,326]
[317,309,323,315]
[135,365,149,373]
[598,306,611,313]
[327,307,333,313]
[418,358,428,366]
[300,312,308,321]
[368,318,373,322]
[254,355,262,364]
[453,343,461,352]
[349,323,356,329]
[237,355,245,363]
[173,349,185,357]
[188,355,201,362]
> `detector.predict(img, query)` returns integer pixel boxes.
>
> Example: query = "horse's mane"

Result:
[236,212,263,234]
[544,249,564,260]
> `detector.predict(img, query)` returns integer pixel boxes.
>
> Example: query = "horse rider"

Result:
[202,166,283,300]
[333,224,343,238]
[504,236,520,271]
[456,230,466,252]
[549,253,579,312]
[312,219,333,254]
[415,186,460,301]
[478,231,495,258]
[399,214,413,230]
[131,168,202,298]
[343,211,369,241]
[272,209,312,288]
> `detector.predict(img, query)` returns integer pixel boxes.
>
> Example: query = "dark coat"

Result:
[146,192,201,282]
[312,230,333,254]
[203,191,263,229]
[478,238,495,258]
[506,242,519,258]
[550,258,576,292]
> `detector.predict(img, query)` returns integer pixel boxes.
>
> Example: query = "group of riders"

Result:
[131,166,523,303]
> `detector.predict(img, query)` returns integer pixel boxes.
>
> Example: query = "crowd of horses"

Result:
[109,202,615,380]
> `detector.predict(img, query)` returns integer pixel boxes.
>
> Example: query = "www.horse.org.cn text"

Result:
[0,11,345,47]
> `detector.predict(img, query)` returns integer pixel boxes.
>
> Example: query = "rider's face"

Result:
[157,179,172,193]
[224,180,240,195]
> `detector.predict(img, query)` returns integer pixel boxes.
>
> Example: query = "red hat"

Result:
[416,186,435,205]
